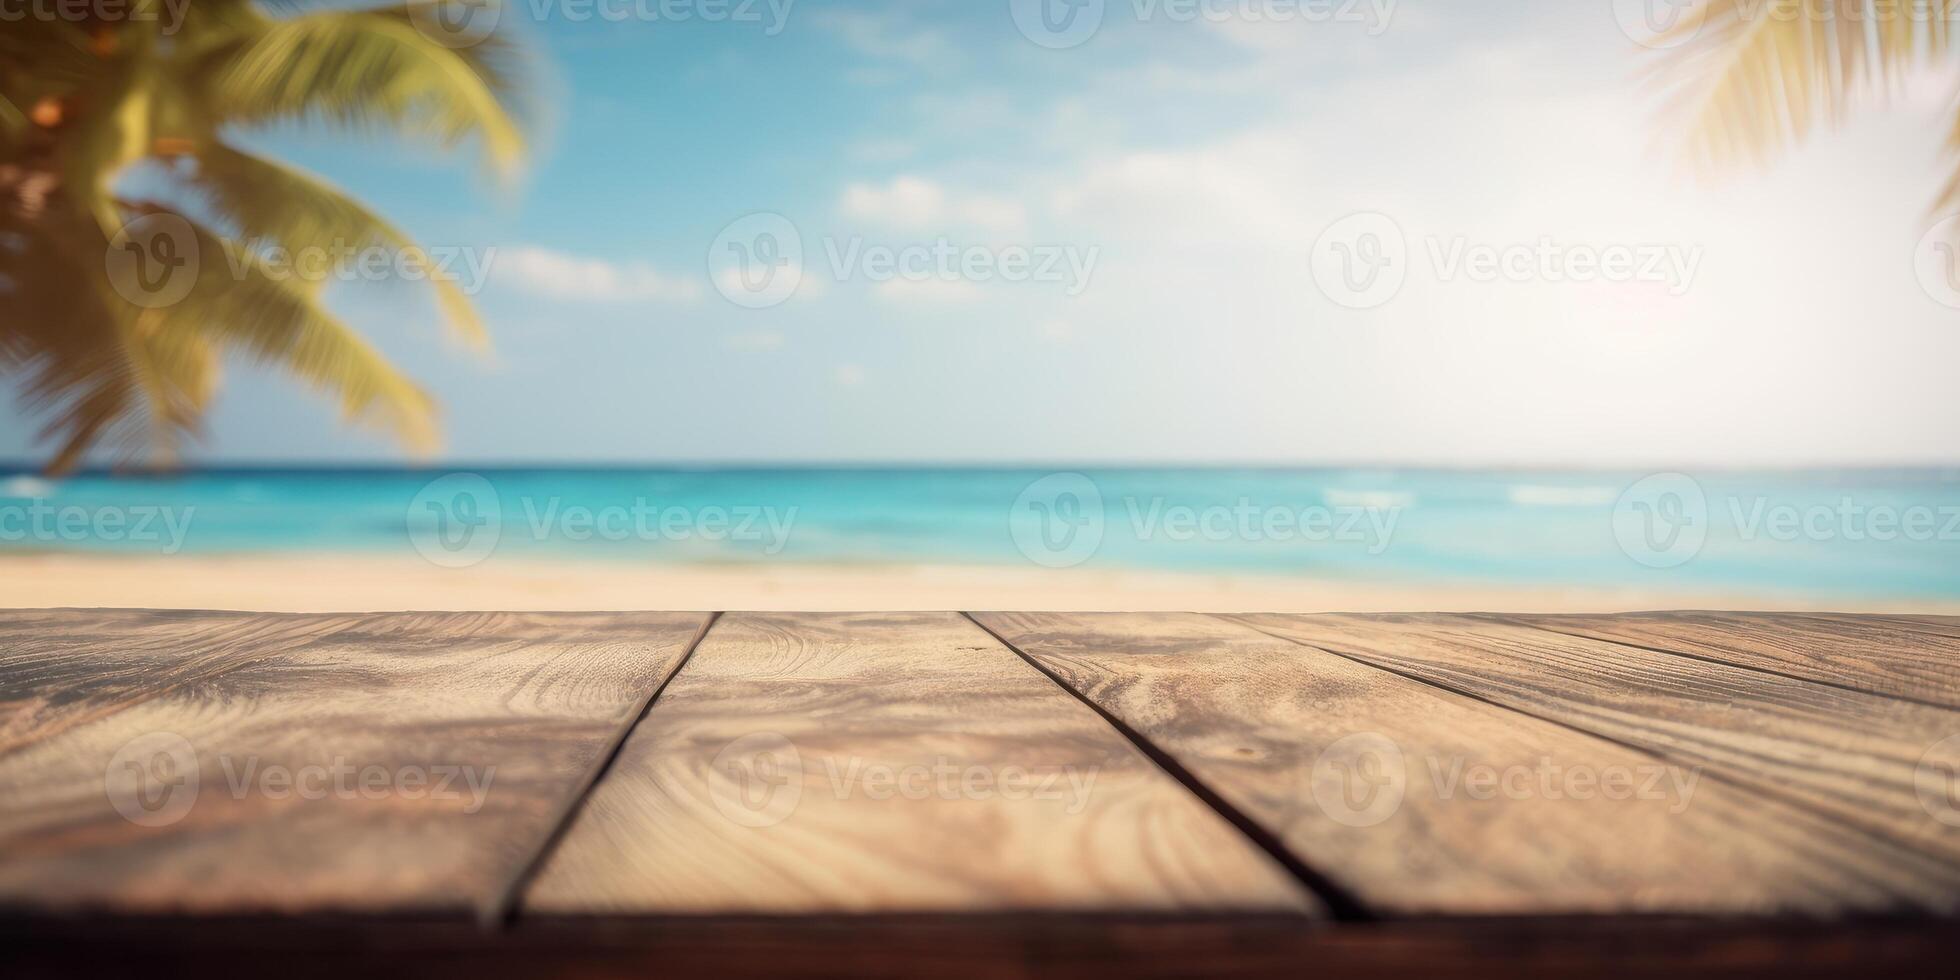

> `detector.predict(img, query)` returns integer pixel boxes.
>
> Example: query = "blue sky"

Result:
[7,0,1960,466]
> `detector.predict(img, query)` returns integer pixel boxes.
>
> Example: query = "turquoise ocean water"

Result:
[3,467,1959,601]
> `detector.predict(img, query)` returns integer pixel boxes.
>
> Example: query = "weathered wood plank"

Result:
[0,611,709,917]
[1492,611,1960,708]
[1231,612,1960,881]
[975,611,1960,916]
[1798,612,1960,643]
[0,610,362,759]
[523,611,1315,915]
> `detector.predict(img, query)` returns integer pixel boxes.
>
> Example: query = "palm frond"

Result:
[1653,0,1960,174]
[166,214,441,453]
[180,143,488,347]
[196,7,529,180]
[2,0,527,471]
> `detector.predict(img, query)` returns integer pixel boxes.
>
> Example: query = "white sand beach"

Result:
[4,554,1954,614]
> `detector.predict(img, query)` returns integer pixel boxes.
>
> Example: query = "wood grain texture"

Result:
[0,611,709,917]
[1231,613,1960,885]
[0,610,359,759]
[523,611,1315,915]
[1491,611,1960,708]
[975,611,1960,916]
[1797,613,1960,644]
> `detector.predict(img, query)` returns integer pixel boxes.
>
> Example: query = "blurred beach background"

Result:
[5,466,1959,611]
[6,1,1960,612]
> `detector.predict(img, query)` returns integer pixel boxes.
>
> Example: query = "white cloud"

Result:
[839,175,1028,233]
[833,363,866,387]
[815,10,957,68]
[495,247,699,303]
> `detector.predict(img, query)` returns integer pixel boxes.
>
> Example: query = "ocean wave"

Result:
[1506,485,1617,507]
[1321,489,1415,509]
[1,476,55,499]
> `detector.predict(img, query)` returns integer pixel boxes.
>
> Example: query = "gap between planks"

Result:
[1219,612,1960,880]
[1474,613,1960,713]
[960,612,1372,922]
[486,612,724,928]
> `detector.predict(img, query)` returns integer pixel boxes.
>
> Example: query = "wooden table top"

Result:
[4,609,1958,977]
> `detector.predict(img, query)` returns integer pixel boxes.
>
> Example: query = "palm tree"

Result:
[1649,0,1960,204]
[0,1,528,473]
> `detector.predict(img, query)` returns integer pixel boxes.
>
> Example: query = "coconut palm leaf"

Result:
[179,144,488,347]
[1,3,530,473]
[1653,0,1960,206]
[194,6,529,179]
